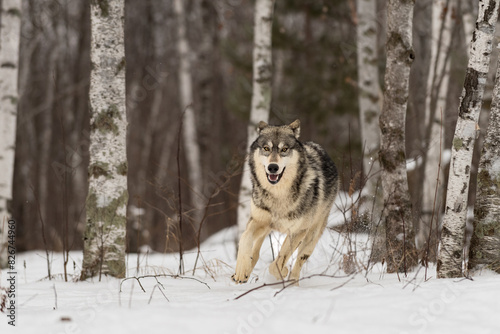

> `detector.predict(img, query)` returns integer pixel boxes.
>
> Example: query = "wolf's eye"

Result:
[263,146,270,152]
[281,147,288,153]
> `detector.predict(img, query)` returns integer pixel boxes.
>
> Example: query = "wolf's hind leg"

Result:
[289,220,327,283]
[269,231,306,281]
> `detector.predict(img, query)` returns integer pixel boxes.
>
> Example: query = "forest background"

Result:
[2,0,485,258]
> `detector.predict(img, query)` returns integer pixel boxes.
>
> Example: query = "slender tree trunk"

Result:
[195,0,218,171]
[38,39,57,247]
[15,0,36,251]
[356,0,384,262]
[379,0,418,273]
[173,0,205,231]
[0,0,21,268]
[356,0,382,201]
[135,2,167,247]
[437,0,500,279]
[419,0,455,261]
[81,0,127,280]
[237,0,276,237]
[469,53,500,274]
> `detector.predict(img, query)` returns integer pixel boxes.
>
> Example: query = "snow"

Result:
[442,149,451,165]
[2,216,500,333]
[406,156,423,171]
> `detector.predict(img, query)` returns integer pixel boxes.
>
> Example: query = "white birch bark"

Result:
[437,0,500,278]
[379,0,418,273]
[419,0,455,259]
[356,0,382,199]
[81,0,127,280]
[0,0,21,268]
[237,0,275,236]
[469,51,500,274]
[173,0,204,227]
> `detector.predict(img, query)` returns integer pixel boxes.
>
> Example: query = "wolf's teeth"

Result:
[269,174,278,181]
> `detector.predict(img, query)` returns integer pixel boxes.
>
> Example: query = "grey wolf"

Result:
[232,119,339,284]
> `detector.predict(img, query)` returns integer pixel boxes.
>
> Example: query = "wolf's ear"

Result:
[257,121,268,134]
[289,119,300,139]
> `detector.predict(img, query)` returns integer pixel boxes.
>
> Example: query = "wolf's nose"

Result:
[268,164,279,174]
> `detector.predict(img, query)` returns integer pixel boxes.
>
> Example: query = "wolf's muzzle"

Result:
[267,164,279,174]
[267,164,285,184]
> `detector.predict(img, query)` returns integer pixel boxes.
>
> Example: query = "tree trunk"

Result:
[356,0,382,201]
[81,0,127,280]
[418,0,455,262]
[237,0,276,237]
[0,0,21,268]
[134,1,168,249]
[379,0,418,273]
[356,0,385,262]
[437,0,499,279]
[469,53,500,274]
[173,0,205,231]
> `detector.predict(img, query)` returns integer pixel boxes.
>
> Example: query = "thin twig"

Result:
[128,278,135,308]
[148,284,170,304]
[234,273,354,300]
[120,274,211,293]
[234,281,286,300]
[424,108,444,279]
[269,234,275,261]
[30,184,52,280]
[274,274,356,296]
[193,196,214,274]
[52,284,58,310]
[399,210,408,277]
[176,109,187,275]
[57,112,70,282]
[122,276,146,292]
[193,159,241,274]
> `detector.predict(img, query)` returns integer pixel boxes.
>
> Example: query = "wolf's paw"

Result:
[232,258,251,284]
[231,273,249,284]
[269,261,289,281]
[288,274,300,286]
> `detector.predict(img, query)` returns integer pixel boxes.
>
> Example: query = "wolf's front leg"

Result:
[232,226,253,283]
[232,219,270,284]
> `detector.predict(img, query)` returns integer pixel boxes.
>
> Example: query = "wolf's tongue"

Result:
[269,174,278,181]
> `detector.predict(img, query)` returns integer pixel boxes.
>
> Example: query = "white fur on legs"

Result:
[269,231,305,281]
[233,219,270,283]
[232,229,253,283]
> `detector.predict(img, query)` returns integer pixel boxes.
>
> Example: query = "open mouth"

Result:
[266,167,285,185]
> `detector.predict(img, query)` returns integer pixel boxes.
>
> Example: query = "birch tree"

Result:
[81,0,127,280]
[0,0,21,268]
[437,0,500,279]
[237,0,275,235]
[356,0,382,208]
[173,0,205,228]
[469,53,500,274]
[379,0,418,273]
[419,0,455,260]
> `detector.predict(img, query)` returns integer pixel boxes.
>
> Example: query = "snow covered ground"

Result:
[1,199,500,334]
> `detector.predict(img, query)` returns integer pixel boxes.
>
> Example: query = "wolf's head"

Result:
[250,119,302,186]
